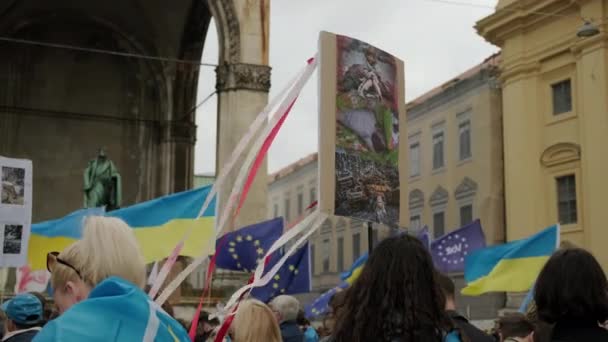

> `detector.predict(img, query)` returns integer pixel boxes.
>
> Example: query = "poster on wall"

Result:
[0,155,33,267]
[318,32,406,227]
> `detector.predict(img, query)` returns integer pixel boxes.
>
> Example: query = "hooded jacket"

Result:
[33,276,189,342]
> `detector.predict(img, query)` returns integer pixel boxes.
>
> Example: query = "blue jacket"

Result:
[33,276,190,342]
[280,321,304,342]
[303,326,319,342]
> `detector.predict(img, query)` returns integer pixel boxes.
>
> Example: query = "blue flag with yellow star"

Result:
[251,242,311,302]
[305,281,348,319]
[215,217,283,273]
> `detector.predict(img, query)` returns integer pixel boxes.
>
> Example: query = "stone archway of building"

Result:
[0,11,171,221]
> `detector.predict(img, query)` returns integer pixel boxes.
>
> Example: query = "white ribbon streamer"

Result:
[224,211,328,311]
[214,56,319,239]
[154,57,318,305]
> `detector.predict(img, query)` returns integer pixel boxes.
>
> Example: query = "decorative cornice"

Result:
[455,177,478,200]
[409,189,425,209]
[540,142,581,167]
[336,218,347,231]
[321,219,333,233]
[476,0,577,47]
[429,186,449,207]
[216,63,271,92]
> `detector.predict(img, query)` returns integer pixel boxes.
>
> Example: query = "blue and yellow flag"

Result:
[251,243,311,303]
[462,225,559,296]
[340,252,368,285]
[305,281,349,319]
[28,186,215,270]
[29,207,105,270]
[107,186,215,264]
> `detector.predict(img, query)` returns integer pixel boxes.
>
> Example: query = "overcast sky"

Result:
[194,0,499,175]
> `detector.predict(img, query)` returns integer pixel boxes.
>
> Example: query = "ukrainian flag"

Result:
[29,207,105,270]
[28,186,215,270]
[340,253,368,285]
[461,225,559,296]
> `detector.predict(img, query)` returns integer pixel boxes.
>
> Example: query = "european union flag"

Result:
[431,219,486,273]
[251,243,311,303]
[305,282,348,319]
[215,218,283,272]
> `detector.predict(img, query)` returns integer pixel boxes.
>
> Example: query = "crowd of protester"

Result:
[1,217,607,341]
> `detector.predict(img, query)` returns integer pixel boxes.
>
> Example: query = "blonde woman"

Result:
[33,216,190,341]
[230,299,281,342]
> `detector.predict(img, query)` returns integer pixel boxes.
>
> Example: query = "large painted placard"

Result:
[318,32,406,227]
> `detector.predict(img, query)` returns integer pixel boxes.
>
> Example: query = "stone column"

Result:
[212,0,271,231]
[215,63,271,230]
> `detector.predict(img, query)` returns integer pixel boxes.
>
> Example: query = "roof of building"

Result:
[406,53,501,110]
[268,153,318,184]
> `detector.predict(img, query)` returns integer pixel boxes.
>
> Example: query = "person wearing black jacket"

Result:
[437,273,495,342]
[534,248,608,342]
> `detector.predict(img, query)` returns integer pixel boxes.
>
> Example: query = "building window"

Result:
[311,244,316,275]
[409,142,420,177]
[273,204,279,218]
[322,238,330,272]
[557,175,577,224]
[337,237,344,272]
[552,79,572,115]
[433,132,444,170]
[459,120,471,160]
[410,215,421,229]
[433,211,445,238]
[310,187,317,205]
[284,198,291,222]
[460,205,473,226]
[297,193,304,216]
[352,233,361,260]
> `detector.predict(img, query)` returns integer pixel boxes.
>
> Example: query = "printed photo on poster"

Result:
[2,166,25,205]
[334,35,400,226]
[3,224,23,254]
[0,155,33,267]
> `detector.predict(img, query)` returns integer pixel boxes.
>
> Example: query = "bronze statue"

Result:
[83,148,121,210]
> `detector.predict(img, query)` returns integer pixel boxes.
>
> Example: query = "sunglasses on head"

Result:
[47,251,82,279]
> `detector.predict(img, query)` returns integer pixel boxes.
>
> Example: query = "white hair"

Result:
[269,295,300,322]
[52,216,146,289]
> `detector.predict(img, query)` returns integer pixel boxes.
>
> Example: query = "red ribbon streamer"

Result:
[232,98,297,219]
[191,57,316,341]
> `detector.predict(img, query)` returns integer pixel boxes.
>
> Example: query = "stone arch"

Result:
[540,142,581,167]
[0,11,167,121]
[429,186,449,207]
[207,0,241,64]
[409,189,425,209]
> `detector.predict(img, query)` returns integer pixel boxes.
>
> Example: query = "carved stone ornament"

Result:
[540,142,581,167]
[454,177,478,200]
[216,63,272,92]
[429,186,449,207]
[409,189,425,209]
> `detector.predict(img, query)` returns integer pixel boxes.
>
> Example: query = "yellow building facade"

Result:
[405,55,505,246]
[477,0,608,267]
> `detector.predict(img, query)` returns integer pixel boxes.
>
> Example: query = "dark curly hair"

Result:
[331,234,456,342]
[534,248,608,324]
